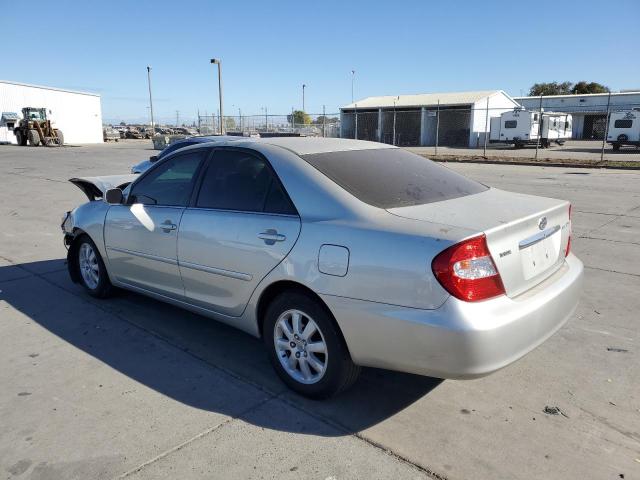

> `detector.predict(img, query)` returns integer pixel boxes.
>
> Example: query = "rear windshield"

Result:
[301,148,487,209]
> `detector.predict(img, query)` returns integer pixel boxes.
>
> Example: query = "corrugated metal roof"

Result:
[342,90,510,109]
[0,80,100,97]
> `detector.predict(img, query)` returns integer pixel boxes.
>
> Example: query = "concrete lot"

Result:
[408,139,640,164]
[1,140,639,480]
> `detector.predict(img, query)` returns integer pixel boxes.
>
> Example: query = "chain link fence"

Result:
[143,93,640,164]
[339,95,640,163]
[197,113,341,138]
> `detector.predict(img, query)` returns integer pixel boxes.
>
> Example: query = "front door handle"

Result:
[258,229,286,245]
[161,220,177,232]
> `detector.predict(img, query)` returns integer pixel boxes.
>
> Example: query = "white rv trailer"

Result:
[607,110,640,150]
[490,109,572,148]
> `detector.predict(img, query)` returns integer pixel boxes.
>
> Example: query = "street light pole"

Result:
[146,66,155,134]
[351,70,355,103]
[210,58,224,134]
[302,84,306,112]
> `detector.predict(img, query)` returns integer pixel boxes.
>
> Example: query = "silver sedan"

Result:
[62,138,583,398]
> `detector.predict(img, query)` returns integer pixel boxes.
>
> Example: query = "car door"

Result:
[178,148,301,316]
[104,150,208,298]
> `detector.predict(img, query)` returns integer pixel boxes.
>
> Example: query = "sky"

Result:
[3,0,639,124]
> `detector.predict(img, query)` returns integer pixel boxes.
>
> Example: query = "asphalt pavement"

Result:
[1,140,638,480]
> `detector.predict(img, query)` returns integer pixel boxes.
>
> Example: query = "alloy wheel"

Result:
[273,309,328,384]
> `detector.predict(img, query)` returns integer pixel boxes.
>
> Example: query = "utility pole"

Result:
[302,84,306,112]
[146,66,155,134]
[175,110,180,127]
[210,58,224,134]
[322,104,326,138]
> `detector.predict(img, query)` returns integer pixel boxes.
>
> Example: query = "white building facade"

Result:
[340,90,519,148]
[0,80,103,144]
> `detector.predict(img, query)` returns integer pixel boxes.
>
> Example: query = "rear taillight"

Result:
[432,234,505,302]
[565,203,572,257]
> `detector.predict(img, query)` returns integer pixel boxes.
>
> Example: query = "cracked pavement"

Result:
[1,141,639,479]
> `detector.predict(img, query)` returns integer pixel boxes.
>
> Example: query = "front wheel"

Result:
[264,291,360,399]
[76,236,113,298]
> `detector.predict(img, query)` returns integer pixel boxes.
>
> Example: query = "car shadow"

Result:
[1,259,442,436]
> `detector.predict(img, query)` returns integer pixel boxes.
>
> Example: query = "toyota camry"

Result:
[62,137,583,398]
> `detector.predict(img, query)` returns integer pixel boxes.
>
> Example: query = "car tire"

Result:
[76,235,113,298]
[263,291,360,399]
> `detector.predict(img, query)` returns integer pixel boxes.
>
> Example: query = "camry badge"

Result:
[538,216,548,230]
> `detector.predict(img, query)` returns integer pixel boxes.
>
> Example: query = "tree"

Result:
[528,82,573,96]
[529,81,609,96]
[287,110,311,125]
[571,81,609,94]
[313,115,339,125]
[224,117,236,130]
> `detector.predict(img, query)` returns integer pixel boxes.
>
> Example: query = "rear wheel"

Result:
[28,129,40,146]
[76,236,113,298]
[263,291,360,398]
[56,130,64,146]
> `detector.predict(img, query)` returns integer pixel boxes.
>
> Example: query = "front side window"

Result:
[614,119,633,129]
[504,120,517,129]
[129,151,206,206]
[302,148,487,209]
[196,150,296,215]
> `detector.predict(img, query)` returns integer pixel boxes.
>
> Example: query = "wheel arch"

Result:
[66,228,90,284]
[256,280,347,346]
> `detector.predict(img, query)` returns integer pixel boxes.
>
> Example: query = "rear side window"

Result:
[160,140,196,159]
[614,119,633,128]
[196,150,296,215]
[504,120,517,128]
[301,148,487,209]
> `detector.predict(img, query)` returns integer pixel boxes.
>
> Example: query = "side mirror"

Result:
[149,155,158,162]
[105,188,124,205]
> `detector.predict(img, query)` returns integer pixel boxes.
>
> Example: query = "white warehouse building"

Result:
[0,80,103,144]
[340,90,519,147]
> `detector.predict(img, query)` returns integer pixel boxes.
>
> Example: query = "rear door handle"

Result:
[258,229,286,245]
[161,220,177,232]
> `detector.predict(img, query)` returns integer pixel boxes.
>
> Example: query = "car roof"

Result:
[177,136,397,156]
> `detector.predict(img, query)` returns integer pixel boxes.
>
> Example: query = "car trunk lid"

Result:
[388,188,571,298]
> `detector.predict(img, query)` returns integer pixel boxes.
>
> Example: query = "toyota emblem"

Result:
[538,216,548,230]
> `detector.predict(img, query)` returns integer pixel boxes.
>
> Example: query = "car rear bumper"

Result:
[321,253,583,379]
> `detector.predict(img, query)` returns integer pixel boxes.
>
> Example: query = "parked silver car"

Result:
[62,138,583,398]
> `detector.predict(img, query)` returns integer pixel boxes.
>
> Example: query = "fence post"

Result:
[393,103,397,146]
[483,97,489,158]
[435,99,440,156]
[419,107,426,146]
[535,95,543,160]
[600,92,612,163]
[354,104,358,140]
